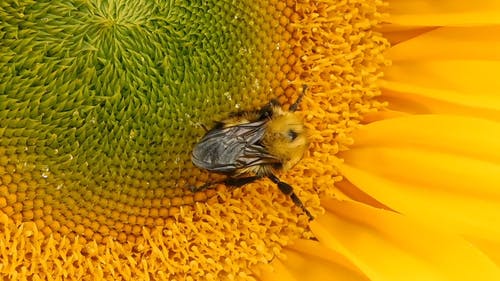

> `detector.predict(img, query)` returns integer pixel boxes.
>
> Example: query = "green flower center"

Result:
[1,0,297,241]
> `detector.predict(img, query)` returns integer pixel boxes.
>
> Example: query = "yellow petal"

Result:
[378,25,437,46]
[311,199,500,281]
[386,26,500,60]
[387,0,500,26]
[336,177,391,211]
[468,238,500,267]
[338,115,500,241]
[381,27,500,121]
[362,109,409,124]
[255,240,369,281]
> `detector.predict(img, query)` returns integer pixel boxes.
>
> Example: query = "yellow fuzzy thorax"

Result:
[263,108,308,171]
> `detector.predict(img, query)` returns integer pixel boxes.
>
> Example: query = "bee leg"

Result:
[224,176,261,188]
[267,174,314,221]
[289,84,308,112]
[188,182,216,192]
[189,176,261,192]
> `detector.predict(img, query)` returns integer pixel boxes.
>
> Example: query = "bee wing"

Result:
[236,144,280,168]
[192,119,280,173]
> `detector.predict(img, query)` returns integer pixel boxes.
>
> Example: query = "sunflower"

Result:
[1,0,499,280]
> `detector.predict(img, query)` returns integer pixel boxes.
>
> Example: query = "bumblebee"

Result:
[191,86,313,220]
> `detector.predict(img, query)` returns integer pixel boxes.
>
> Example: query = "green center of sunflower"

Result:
[1,0,296,241]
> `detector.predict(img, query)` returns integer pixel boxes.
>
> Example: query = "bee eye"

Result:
[287,129,298,141]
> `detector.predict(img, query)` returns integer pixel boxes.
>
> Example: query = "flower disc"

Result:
[0,0,388,279]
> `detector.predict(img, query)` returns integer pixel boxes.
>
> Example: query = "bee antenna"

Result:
[267,173,314,221]
[289,84,308,112]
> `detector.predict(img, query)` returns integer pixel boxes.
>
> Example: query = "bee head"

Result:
[263,110,308,171]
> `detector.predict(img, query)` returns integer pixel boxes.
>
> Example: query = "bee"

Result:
[191,85,313,220]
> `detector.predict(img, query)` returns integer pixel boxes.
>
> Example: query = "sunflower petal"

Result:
[386,26,500,60]
[378,25,438,46]
[311,199,500,281]
[338,115,500,241]
[381,27,500,120]
[387,0,500,26]
[468,238,500,267]
[255,240,369,281]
